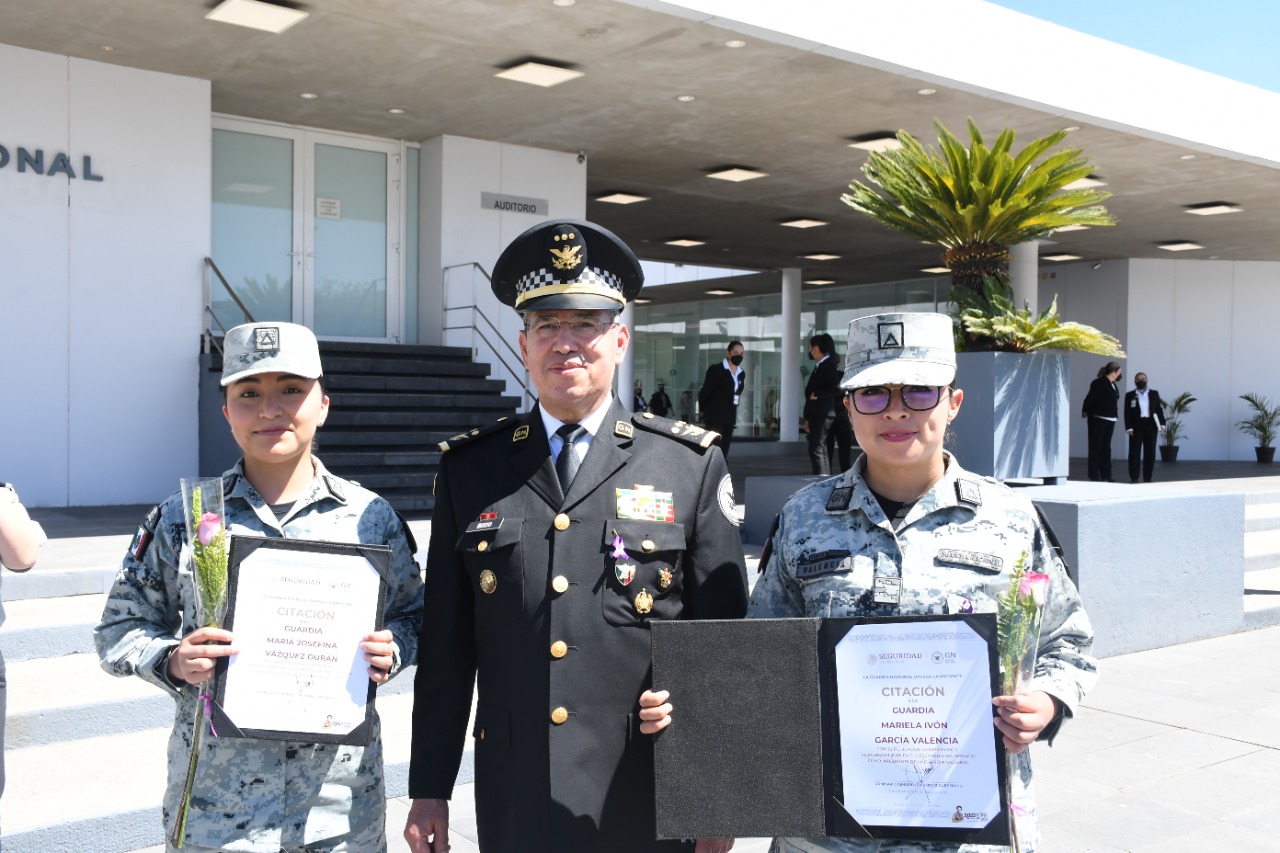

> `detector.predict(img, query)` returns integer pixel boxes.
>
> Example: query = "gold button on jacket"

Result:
[550,641,568,659]
[550,706,569,725]
[551,575,569,593]
[553,513,570,531]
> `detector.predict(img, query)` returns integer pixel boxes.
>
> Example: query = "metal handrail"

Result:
[204,257,256,325]
[442,262,533,409]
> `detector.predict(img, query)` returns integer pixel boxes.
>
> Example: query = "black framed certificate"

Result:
[650,614,1009,845]
[210,536,391,745]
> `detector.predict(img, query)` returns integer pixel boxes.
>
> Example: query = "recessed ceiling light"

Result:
[635,298,652,304]
[804,253,841,261]
[1043,253,1082,261]
[725,39,746,48]
[676,94,696,103]
[224,182,273,194]
[1053,224,1091,232]
[805,279,835,285]
[781,218,828,229]
[1062,126,1081,132]
[706,289,735,296]
[495,61,583,87]
[101,45,114,51]
[917,88,936,95]
[848,132,902,152]
[300,92,319,99]
[1184,202,1242,216]
[706,166,767,182]
[552,0,575,6]
[1063,175,1107,189]
[921,266,950,274]
[1180,154,1197,160]
[666,239,706,247]
[1158,241,1203,252]
[206,0,309,34]
[388,108,406,115]
[596,192,650,205]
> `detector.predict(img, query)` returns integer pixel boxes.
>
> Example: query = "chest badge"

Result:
[634,588,654,615]
[616,563,636,586]
[658,567,673,590]
[479,570,497,595]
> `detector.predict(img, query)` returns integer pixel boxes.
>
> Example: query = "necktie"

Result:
[555,423,587,493]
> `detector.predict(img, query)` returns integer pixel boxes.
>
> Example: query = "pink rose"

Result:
[196,512,222,546]
[1019,571,1050,607]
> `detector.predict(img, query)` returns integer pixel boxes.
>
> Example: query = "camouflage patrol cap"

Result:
[491,219,644,312]
[221,322,323,387]
[839,312,955,389]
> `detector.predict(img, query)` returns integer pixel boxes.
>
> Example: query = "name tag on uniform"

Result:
[795,550,852,580]
[873,576,902,605]
[937,549,1002,573]
[465,513,503,534]
[616,486,675,522]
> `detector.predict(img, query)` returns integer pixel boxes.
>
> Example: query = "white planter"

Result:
[950,351,1069,481]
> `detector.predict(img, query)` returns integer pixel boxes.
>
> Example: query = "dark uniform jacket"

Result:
[698,361,745,426]
[1081,376,1119,418]
[802,356,842,423]
[1123,388,1164,431]
[410,398,749,852]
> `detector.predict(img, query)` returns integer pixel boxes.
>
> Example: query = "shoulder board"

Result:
[631,412,720,450]
[438,417,519,453]
[394,510,419,555]
[129,504,163,562]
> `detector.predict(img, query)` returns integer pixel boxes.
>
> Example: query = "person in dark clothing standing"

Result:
[698,341,746,459]
[826,388,855,473]
[1124,372,1165,483]
[633,383,647,413]
[803,333,842,475]
[648,381,673,417]
[1082,361,1122,482]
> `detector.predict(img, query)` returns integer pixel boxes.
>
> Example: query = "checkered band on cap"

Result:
[514,266,626,305]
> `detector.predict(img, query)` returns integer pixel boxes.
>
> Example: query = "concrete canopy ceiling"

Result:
[5,0,1278,303]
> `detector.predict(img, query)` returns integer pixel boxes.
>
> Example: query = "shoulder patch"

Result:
[825,486,854,512]
[129,504,163,561]
[955,478,983,507]
[631,412,720,450]
[438,416,518,453]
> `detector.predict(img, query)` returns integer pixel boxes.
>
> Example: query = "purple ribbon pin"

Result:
[611,533,629,560]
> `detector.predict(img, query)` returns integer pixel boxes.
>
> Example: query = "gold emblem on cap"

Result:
[642,539,655,552]
[551,706,569,724]
[550,233,582,270]
[551,641,568,659]
[479,570,497,594]
[552,575,569,593]
[554,513,570,531]
[476,540,489,553]
[634,588,654,615]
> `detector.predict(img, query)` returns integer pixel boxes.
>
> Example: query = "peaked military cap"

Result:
[491,219,644,312]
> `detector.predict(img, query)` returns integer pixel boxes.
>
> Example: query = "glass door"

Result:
[211,119,402,342]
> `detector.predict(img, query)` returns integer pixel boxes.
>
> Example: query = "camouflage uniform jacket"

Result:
[94,459,424,852]
[748,454,1096,853]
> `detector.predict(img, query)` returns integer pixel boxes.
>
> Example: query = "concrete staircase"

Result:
[1244,486,1280,629]
[0,523,478,853]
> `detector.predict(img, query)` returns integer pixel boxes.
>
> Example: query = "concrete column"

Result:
[1010,240,1039,314]
[780,268,802,442]
[617,302,636,405]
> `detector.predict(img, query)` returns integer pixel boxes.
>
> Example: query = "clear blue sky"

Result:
[987,1,1278,93]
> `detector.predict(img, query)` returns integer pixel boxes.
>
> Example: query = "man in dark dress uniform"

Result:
[405,219,748,853]
[803,333,842,475]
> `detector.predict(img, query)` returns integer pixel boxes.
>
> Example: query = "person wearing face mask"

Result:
[1124,372,1165,483]
[1081,362,1122,482]
[698,341,747,459]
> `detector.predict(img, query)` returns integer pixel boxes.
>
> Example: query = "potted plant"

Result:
[1159,392,1196,462]
[1237,393,1280,463]
[841,119,1124,480]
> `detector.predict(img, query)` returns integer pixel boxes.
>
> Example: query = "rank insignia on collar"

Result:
[513,425,530,442]
[634,588,654,614]
[955,479,982,506]
[826,486,853,512]
[616,563,636,586]
[658,567,673,589]
[615,420,634,439]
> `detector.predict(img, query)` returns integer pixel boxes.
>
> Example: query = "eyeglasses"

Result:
[849,385,946,415]
[524,315,617,342]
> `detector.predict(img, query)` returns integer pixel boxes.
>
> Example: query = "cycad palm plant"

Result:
[843,119,1122,355]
